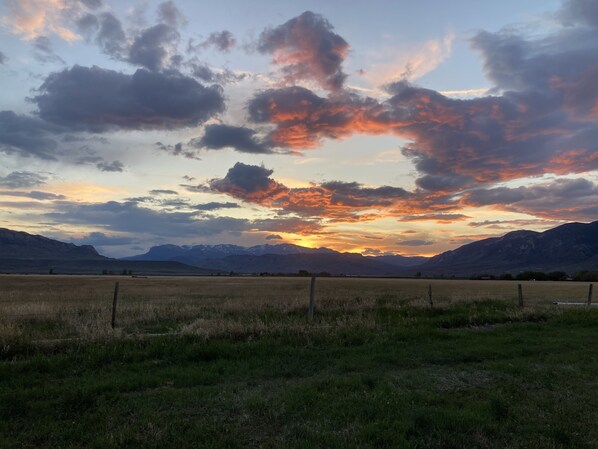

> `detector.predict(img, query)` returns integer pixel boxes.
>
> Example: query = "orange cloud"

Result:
[1,0,81,41]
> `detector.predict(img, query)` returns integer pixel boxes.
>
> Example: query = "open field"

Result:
[1,276,597,448]
[0,275,593,343]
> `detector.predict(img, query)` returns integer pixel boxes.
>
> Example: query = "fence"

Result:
[0,275,595,343]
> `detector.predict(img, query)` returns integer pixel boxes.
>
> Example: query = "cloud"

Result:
[467,219,561,229]
[33,35,65,64]
[128,23,180,71]
[460,178,598,221]
[560,0,598,28]
[33,65,225,132]
[192,202,240,211]
[0,190,65,200]
[96,160,124,172]
[395,239,435,246]
[257,11,349,91]
[0,51,6,64]
[44,200,244,237]
[247,86,380,149]
[203,162,422,222]
[149,189,178,195]
[71,231,135,247]
[155,141,201,160]
[0,110,61,159]
[251,217,323,235]
[157,1,186,28]
[265,234,282,240]
[208,162,283,196]
[399,213,471,223]
[197,30,236,52]
[361,32,454,85]
[0,171,48,188]
[189,62,247,84]
[244,5,598,199]
[43,200,322,238]
[191,124,275,154]
[1,0,83,42]
[75,3,186,70]
[94,12,126,58]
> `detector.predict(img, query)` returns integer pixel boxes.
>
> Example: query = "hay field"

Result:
[0,275,591,344]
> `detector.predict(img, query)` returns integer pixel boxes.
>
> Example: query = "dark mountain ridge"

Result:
[2,220,597,276]
[125,242,425,274]
[0,228,105,260]
[0,228,217,275]
[415,221,598,275]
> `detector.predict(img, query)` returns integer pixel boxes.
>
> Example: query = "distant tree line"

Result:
[470,271,598,281]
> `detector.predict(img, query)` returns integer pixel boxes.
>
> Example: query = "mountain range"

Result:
[1,221,597,276]
[124,243,428,275]
[0,228,218,275]
[414,221,598,276]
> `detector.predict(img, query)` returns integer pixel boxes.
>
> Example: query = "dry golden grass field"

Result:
[2,275,598,448]
[0,275,591,345]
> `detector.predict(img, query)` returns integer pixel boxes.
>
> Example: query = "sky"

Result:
[0,0,597,258]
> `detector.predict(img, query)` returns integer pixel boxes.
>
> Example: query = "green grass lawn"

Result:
[2,301,597,448]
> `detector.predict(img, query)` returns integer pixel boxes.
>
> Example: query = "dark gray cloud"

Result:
[44,200,244,237]
[192,124,274,154]
[467,219,560,229]
[265,234,282,240]
[189,62,247,84]
[193,201,240,211]
[149,189,178,195]
[399,213,471,223]
[210,162,280,194]
[319,181,411,206]
[81,0,103,9]
[71,232,135,247]
[157,1,187,28]
[155,141,201,159]
[200,31,236,52]
[0,190,65,200]
[258,11,349,91]
[77,4,185,70]
[0,110,61,159]
[560,0,598,28]
[96,160,124,172]
[43,200,321,238]
[33,36,65,65]
[461,178,598,221]
[128,23,180,71]
[396,239,435,246]
[0,171,47,188]
[0,51,6,64]
[34,66,225,132]
[205,162,430,222]
[76,13,100,38]
[95,12,127,58]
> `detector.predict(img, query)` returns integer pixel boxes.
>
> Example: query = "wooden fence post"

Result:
[588,284,593,306]
[517,283,523,308]
[428,284,433,308]
[308,276,316,320]
[111,281,119,329]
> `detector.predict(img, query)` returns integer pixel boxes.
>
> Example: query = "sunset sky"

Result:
[1,0,597,258]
